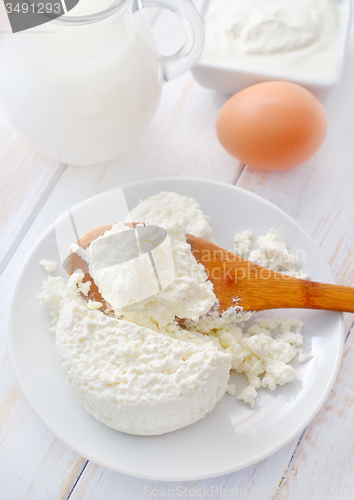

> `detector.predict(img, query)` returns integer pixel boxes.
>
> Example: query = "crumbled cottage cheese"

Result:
[38,192,312,434]
[234,229,308,279]
[84,221,216,326]
[129,191,213,242]
[233,231,253,257]
[40,259,57,274]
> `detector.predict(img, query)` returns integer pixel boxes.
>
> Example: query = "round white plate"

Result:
[8,177,344,481]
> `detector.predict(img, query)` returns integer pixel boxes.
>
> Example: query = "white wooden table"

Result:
[1,5,354,499]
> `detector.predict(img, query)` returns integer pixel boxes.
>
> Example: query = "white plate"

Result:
[8,177,344,481]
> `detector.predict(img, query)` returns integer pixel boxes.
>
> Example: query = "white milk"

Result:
[0,1,162,165]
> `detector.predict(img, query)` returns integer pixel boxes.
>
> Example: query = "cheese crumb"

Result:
[78,280,91,296]
[297,349,314,363]
[87,300,102,310]
[233,230,253,257]
[40,260,57,274]
[234,228,308,279]
[238,386,258,407]
[226,383,236,395]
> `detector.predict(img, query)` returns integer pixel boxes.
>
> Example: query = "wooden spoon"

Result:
[66,224,354,315]
[186,234,354,314]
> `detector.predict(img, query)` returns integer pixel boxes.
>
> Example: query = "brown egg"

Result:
[216,82,328,171]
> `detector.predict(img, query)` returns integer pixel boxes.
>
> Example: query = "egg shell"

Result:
[216,82,328,171]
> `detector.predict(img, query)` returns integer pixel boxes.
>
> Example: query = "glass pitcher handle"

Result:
[133,0,204,81]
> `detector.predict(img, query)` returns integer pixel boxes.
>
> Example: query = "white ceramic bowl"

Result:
[7,178,344,481]
[192,0,352,101]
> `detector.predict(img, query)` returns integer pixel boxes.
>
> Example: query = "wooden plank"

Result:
[68,441,300,500]
[275,324,354,500]
[0,105,65,274]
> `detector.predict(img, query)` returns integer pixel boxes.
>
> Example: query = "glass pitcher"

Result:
[0,0,203,165]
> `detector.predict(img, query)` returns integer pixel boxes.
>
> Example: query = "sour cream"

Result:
[201,0,342,79]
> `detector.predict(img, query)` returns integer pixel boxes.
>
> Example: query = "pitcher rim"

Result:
[53,0,129,26]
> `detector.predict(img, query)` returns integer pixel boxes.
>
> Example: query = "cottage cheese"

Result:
[84,220,216,328]
[40,259,57,274]
[128,191,213,241]
[39,192,312,433]
[234,229,308,279]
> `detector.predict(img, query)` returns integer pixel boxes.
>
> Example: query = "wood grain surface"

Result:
[0,4,354,500]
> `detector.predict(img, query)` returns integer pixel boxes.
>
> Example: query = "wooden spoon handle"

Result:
[261,278,354,313]
[186,234,354,313]
[218,268,354,313]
